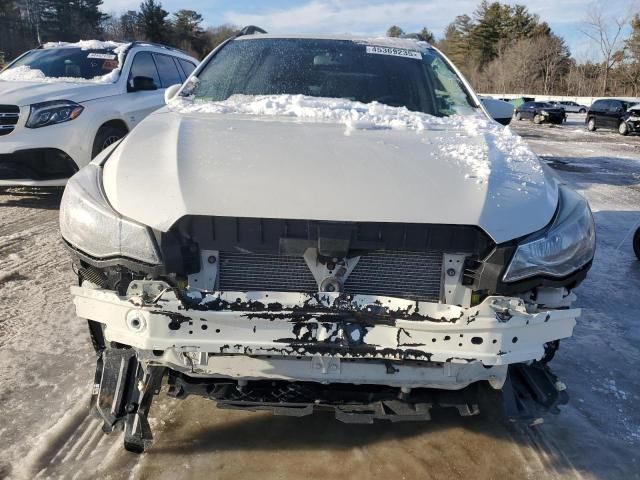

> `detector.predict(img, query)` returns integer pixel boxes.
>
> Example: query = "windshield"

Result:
[8,48,121,81]
[191,38,477,117]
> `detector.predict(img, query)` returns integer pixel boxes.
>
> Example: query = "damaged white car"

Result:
[60,27,596,452]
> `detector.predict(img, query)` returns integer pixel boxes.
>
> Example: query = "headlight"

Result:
[26,100,84,128]
[540,110,549,115]
[503,186,595,282]
[60,163,161,265]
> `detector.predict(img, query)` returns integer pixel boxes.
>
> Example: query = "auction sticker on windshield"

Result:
[365,45,422,59]
[87,53,117,60]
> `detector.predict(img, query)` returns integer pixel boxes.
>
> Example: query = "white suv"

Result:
[60,30,595,452]
[0,40,197,186]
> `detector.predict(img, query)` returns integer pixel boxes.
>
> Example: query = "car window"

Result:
[191,38,477,117]
[129,52,160,88]
[153,53,182,87]
[592,100,606,110]
[178,59,197,77]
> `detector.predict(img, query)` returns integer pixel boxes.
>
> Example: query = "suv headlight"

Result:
[26,100,84,128]
[503,186,595,282]
[60,163,161,265]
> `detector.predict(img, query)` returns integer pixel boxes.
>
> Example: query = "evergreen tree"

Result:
[138,0,170,43]
[40,0,105,42]
[173,9,204,55]
[386,25,404,37]
[417,27,434,43]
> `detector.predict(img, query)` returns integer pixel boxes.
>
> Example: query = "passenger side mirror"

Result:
[164,83,182,104]
[128,76,158,92]
[480,97,514,126]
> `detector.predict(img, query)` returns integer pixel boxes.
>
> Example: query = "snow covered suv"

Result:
[60,29,596,452]
[0,40,197,186]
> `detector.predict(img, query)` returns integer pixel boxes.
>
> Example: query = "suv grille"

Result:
[218,250,443,302]
[0,105,19,136]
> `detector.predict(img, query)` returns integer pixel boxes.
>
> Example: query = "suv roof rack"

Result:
[237,26,267,37]
[128,41,190,56]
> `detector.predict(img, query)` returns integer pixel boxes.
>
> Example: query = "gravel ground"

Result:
[0,113,638,480]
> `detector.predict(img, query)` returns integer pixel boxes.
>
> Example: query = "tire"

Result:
[92,124,127,158]
[515,111,522,121]
[634,228,640,260]
[618,121,629,136]
[587,117,596,132]
[533,114,543,124]
[579,108,586,114]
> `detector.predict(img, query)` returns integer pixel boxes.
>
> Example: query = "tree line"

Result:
[2,0,640,97]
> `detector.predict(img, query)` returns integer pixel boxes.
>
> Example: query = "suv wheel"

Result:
[634,227,640,260]
[515,111,522,121]
[587,117,596,132]
[92,124,127,158]
[533,114,543,124]
[618,121,629,136]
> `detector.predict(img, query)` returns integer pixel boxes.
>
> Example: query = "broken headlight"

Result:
[503,186,595,282]
[59,163,161,265]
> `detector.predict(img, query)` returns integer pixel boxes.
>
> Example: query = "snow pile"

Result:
[0,41,130,84]
[170,94,480,131]
[169,93,543,185]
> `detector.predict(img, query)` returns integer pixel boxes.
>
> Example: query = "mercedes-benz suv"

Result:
[60,28,595,452]
[0,40,197,186]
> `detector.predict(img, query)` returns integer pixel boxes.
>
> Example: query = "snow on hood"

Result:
[169,94,539,185]
[103,94,558,243]
[0,41,129,84]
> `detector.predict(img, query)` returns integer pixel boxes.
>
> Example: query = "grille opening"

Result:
[0,105,20,136]
[218,250,443,302]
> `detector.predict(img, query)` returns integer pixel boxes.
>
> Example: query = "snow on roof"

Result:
[169,94,541,185]
[42,40,126,50]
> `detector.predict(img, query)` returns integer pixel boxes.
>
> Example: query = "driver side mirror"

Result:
[128,76,158,92]
[480,97,514,126]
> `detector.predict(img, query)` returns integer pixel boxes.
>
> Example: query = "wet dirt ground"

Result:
[0,114,638,479]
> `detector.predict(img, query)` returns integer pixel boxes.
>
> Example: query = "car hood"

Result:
[0,80,118,106]
[102,109,558,244]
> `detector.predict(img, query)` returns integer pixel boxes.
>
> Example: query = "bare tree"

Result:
[581,4,632,95]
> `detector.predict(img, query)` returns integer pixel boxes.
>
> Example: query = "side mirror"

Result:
[164,83,182,104]
[480,97,514,126]
[128,76,158,92]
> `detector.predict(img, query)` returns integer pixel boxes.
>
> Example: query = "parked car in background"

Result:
[586,99,640,135]
[60,29,595,452]
[515,101,565,124]
[0,40,197,187]
[549,100,587,114]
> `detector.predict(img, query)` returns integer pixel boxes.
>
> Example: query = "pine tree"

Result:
[138,0,171,43]
[386,25,404,38]
[173,9,204,54]
[39,0,105,42]
[417,27,434,43]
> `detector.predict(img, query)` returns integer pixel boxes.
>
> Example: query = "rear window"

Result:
[191,38,477,117]
[7,48,121,80]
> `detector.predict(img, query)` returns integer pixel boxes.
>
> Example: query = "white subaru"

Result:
[60,29,595,452]
[0,40,197,186]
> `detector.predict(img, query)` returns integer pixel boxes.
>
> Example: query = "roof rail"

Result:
[237,26,267,37]
[128,41,190,56]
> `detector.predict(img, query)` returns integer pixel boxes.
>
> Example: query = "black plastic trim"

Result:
[62,240,165,276]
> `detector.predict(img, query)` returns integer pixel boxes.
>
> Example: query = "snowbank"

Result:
[0,41,130,84]
[169,94,542,184]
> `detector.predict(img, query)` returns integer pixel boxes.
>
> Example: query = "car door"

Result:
[123,51,163,128]
[593,100,608,127]
[609,101,625,127]
[520,102,534,119]
[153,53,184,89]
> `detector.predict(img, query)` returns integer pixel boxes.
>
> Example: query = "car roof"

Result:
[235,33,434,50]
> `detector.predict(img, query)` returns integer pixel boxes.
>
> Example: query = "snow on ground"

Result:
[0,112,639,479]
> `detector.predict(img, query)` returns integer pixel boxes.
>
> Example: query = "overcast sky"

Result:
[100,0,638,60]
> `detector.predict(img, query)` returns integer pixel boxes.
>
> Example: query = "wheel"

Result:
[515,111,522,121]
[579,108,586,114]
[533,114,543,124]
[92,124,127,158]
[618,121,629,136]
[634,227,640,260]
[587,117,596,131]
